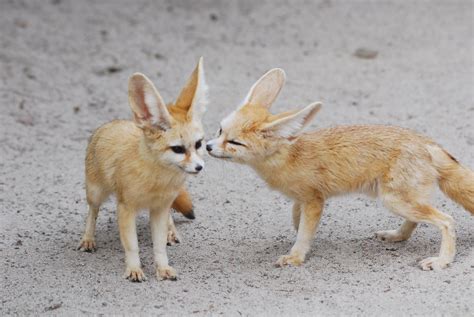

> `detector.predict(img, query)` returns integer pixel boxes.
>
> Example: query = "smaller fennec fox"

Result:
[206,68,474,271]
[78,58,208,281]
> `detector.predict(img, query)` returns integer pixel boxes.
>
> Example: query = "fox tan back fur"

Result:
[79,58,208,281]
[207,68,473,271]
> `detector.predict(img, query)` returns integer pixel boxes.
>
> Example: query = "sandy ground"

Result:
[1,0,473,315]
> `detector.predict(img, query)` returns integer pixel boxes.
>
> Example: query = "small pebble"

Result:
[354,48,378,59]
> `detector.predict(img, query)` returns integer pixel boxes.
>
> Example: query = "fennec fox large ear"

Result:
[174,56,208,122]
[128,73,172,130]
[242,68,286,109]
[261,102,322,138]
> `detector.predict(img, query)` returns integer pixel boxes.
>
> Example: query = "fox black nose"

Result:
[195,165,203,171]
[206,144,212,152]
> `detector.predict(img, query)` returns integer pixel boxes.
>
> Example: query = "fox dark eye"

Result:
[228,140,246,147]
[195,140,202,149]
[218,128,222,136]
[170,146,185,154]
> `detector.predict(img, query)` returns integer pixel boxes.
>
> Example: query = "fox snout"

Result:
[205,139,228,159]
[206,142,217,154]
[186,163,203,174]
[182,155,205,174]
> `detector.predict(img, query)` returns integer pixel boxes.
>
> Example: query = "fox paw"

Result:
[157,266,177,281]
[419,257,449,271]
[78,239,96,252]
[167,230,181,246]
[275,254,304,267]
[123,267,147,282]
[375,230,407,242]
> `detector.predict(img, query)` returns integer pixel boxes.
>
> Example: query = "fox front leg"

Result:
[276,198,324,267]
[150,206,177,280]
[118,203,146,282]
[292,202,302,232]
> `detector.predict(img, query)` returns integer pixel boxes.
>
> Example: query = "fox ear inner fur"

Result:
[241,68,286,109]
[174,56,208,122]
[262,102,322,138]
[128,73,172,130]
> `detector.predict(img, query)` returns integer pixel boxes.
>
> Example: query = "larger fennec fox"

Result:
[78,58,208,281]
[206,68,473,271]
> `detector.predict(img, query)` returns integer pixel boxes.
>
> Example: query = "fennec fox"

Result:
[78,58,208,281]
[206,68,473,271]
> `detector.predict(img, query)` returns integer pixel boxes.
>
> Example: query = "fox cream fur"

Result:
[207,68,473,271]
[79,58,208,281]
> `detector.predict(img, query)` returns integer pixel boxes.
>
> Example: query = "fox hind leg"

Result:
[380,191,455,270]
[167,213,181,246]
[375,220,417,242]
[415,205,455,270]
[78,182,109,252]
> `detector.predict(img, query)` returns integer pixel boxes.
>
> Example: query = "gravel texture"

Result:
[1,0,473,315]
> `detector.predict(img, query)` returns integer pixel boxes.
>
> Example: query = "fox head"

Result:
[206,68,321,164]
[128,57,208,174]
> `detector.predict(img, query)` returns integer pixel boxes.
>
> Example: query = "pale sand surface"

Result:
[1,0,473,315]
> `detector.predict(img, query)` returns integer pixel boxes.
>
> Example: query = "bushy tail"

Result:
[171,187,195,219]
[428,145,474,214]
